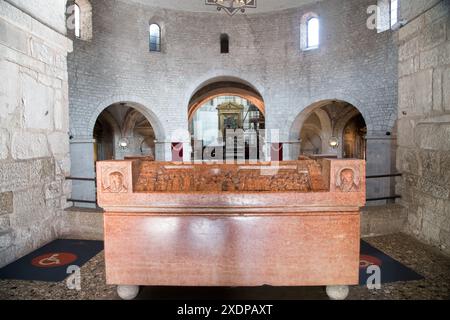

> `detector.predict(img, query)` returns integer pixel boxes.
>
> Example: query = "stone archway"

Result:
[91,102,160,161]
[187,78,266,161]
[289,99,367,160]
[70,98,166,207]
[87,97,165,142]
[93,109,120,161]
[188,80,265,121]
[184,74,266,111]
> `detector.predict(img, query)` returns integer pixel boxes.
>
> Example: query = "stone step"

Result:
[361,204,407,237]
[63,204,408,241]
[61,207,104,240]
[0,229,14,250]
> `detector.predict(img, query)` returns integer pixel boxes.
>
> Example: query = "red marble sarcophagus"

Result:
[96,159,365,300]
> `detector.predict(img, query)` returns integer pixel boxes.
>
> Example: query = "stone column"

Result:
[69,138,97,208]
[282,141,302,160]
[155,141,172,161]
[365,134,397,205]
[152,140,163,161]
[182,141,192,162]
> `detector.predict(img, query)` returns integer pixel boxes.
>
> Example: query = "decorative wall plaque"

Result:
[102,167,129,193]
[336,167,360,192]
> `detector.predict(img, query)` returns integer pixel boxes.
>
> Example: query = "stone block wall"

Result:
[0,1,72,267]
[396,0,450,255]
[6,0,68,34]
[60,207,104,241]
[360,204,407,236]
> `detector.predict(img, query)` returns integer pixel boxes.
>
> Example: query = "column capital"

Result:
[70,138,96,144]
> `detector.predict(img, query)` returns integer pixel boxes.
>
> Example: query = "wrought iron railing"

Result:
[66,176,97,205]
[366,173,402,202]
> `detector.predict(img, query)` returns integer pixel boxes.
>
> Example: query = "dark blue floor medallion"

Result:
[0,239,103,282]
[359,240,424,285]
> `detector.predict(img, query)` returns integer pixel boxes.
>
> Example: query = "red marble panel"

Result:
[104,212,360,286]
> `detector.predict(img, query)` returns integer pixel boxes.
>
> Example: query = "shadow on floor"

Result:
[135,285,328,300]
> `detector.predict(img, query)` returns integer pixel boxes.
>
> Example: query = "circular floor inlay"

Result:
[31,253,78,268]
[359,255,382,269]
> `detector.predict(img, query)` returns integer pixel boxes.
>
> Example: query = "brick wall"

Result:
[68,0,398,141]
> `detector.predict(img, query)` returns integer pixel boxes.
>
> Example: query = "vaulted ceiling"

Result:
[124,0,323,13]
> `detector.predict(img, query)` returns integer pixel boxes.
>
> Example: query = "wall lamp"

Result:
[118,138,129,150]
[329,137,339,149]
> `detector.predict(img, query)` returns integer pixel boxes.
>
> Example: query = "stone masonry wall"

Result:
[396,0,450,255]
[0,0,72,267]
[6,0,68,34]
[68,0,398,141]
[67,0,398,203]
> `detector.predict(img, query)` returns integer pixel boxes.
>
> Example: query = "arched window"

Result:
[390,0,398,28]
[375,0,399,32]
[300,12,319,51]
[68,0,92,41]
[306,17,319,49]
[74,4,81,38]
[149,24,161,52]
[220,34,229,54]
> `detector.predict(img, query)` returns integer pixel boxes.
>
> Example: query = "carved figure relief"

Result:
[103,171,128,193]
[132,162,320,193]
[336,168,359,192]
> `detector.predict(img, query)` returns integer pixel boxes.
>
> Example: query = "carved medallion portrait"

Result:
[102,170,128,193]
[336,167,360,192]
